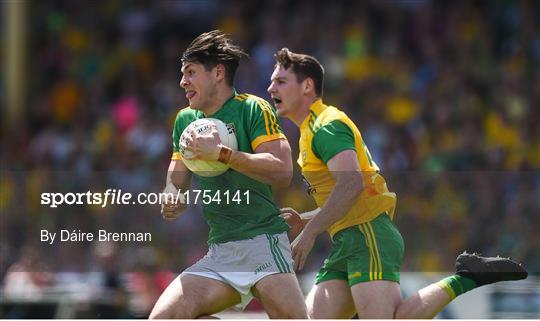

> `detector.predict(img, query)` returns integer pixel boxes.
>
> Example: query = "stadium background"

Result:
[1,0,539,318]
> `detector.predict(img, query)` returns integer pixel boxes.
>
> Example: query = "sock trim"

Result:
[437,278,457,300]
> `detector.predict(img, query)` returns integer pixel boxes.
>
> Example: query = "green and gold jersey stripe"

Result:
[308,122,315,134]
[235,93,249,101]
[262,98,280,135]
[308,110,317,134]
[310,110,324,131]
[359,223,383,280]
[248,94,279,135]
[359,224,376,280]
[233,93,280,135]
[367,222,383,280]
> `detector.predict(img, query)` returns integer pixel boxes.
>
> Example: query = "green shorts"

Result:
[315,213,404,286]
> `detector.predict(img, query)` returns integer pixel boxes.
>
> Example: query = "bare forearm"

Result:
[304,176,363,236]
[228,150,292,187]
[299,208,321,227]
[166,171,181,189]
[166,167,190,190]
[163,160,191,217]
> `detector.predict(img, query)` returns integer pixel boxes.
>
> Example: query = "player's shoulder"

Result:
[311,105,350,132]
[173,107,203,131]
[176,106,195,117]
[175,106,201,120]
[233,93,272,108]
[322,105,349,121]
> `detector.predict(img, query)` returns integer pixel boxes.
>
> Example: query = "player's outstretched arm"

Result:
[161,160,191,221]
[228,138,293,188]
[291,150,364,270]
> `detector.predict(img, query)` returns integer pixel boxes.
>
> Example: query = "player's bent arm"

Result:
[228,138,293,188]
[166,159,191,191]
[161,160,191,220]
[302,150,364,237]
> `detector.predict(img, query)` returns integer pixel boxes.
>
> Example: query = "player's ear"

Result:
[214,64,226,82]
[303,78,314,95]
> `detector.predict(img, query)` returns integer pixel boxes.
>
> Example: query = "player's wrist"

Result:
[303,221,322,238]
[218,145,233,164]
[301,216,310,228]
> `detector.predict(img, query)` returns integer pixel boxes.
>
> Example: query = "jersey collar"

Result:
[309,98,327,115]
[300,98,326,130]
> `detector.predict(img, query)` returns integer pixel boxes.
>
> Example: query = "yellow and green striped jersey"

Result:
[171,90,288,244]
[298,99,397,238]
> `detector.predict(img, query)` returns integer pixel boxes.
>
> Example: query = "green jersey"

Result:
[171,91,289,244]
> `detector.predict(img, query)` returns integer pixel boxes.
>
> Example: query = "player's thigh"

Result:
[351,214,404,284]
[252,272,307,319]
[149,273,240,319]
[307,225,356,318]
[306,279,356,319]
[350,280,402,319]
[348,214,405,318]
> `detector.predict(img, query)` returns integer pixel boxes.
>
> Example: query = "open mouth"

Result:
[271,97,282,105]
[186,90,196,100]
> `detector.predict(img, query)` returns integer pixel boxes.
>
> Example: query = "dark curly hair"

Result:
[181,30,248,86]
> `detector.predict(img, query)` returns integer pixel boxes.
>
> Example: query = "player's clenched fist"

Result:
[189,125,222,161]
[160,183,186,221]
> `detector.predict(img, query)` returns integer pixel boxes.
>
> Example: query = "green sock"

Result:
[436,275,477,300]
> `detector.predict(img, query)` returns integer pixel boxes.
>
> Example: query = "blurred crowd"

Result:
[1,0,539,316]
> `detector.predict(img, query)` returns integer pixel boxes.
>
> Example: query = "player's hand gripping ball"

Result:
[180,118,237,177]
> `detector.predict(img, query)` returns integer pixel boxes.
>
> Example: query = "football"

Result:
[179,118,238,177]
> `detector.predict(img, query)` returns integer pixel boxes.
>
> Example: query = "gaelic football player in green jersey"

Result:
[149,32,307,319]
[267,48,528,319]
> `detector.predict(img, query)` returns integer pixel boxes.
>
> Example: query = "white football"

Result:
[179,118,237,177]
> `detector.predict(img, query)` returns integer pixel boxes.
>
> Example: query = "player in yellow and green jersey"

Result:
[268,48,527,319]
[149,32,307,319]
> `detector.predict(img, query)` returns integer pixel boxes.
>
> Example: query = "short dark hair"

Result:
[181,30,247,86]
[274,48,324,97]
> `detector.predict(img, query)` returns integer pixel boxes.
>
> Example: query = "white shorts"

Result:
[183,232,294,309]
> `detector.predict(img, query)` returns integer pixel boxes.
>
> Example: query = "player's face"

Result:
[267,65,305,118]
[180,62,218,110]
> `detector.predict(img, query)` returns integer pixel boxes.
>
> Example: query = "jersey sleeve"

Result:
[246,99,286,150]
[312,120,356,164]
